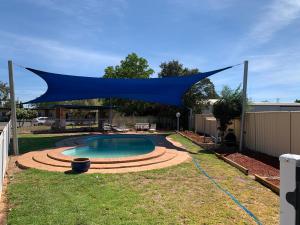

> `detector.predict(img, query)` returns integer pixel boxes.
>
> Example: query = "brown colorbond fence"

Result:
[194,114,240,140]
[244,111,300,157]
[195,112,300,157]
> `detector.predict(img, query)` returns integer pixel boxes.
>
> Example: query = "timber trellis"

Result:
[195,112,300,158]
[0,120,11,195]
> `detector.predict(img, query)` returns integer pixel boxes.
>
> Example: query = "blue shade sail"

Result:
[25,66,232,106]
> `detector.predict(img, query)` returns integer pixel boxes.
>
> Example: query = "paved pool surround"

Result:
[16,134,191,174]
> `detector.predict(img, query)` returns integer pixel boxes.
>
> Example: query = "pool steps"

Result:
[17,146,190,174]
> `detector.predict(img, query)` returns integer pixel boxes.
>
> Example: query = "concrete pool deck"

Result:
[16,134,191,174]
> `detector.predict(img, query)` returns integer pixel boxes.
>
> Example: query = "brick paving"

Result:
[16,134,191,174]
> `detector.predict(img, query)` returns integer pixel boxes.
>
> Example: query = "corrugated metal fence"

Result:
[194,114,240,140]
[0,120,10,195]
[244,112,300,157]
[195,112,300,157]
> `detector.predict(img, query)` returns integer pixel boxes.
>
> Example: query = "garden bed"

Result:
[180,131,214,143]
[216,150,280,187]
[181,131,280,188]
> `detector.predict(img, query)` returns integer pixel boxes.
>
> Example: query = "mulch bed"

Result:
[222,151,280,186]
[266,178,280,186]
[182,131,280,187]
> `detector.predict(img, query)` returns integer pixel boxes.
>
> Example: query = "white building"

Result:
[249,102,300,112]
[200,100,300,114]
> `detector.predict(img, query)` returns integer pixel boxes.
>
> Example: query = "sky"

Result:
[0,0,300,103]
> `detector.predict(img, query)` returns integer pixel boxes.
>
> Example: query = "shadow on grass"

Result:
[64,170,89,175]
[17,134,88,155]
[162,133,215,155]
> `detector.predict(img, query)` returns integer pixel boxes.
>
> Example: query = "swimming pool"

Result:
[62,135,155,158]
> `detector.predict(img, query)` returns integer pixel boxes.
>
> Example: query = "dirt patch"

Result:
[0,156,22,225]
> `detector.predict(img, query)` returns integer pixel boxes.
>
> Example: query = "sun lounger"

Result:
[112,125,130,132]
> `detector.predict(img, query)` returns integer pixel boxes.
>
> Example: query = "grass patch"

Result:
[17,133,86,154]
[8,133,279,225]
[168,133,202,153]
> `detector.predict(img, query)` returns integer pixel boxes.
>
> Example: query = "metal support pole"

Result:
[188,108,193,131]
[239,60,248,151]
[8,60,19,155]
[176,112,181,132]
[109,98,112,125]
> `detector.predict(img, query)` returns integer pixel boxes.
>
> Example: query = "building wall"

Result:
[249,105,300,112]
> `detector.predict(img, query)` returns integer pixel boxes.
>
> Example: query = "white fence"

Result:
[0,120,11,195]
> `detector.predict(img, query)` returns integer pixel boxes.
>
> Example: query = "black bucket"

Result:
[71,158,91,173]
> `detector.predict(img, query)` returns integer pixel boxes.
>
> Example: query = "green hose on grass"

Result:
[192,157,263,225]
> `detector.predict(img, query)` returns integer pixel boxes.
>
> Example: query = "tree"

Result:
[104,53,154,79]
[158,60,218,112]
[295,99,300,103]
[0,81,10,107]
[16,108,38,127]
[33,99,102,108]
[102,53,154,115]
[212,86,243,142]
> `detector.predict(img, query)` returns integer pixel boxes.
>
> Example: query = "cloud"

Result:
[23,0,128,31]
[25,0,128,16]
[230,0,300,59]
[249,0,300,44]
[0,30,125,101]
[0,31,122,75]
[217,0,300,102]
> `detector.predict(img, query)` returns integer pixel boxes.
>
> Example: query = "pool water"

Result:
[63,135,155,158]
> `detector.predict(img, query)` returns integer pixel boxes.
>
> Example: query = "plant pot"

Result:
[71,158,91,173]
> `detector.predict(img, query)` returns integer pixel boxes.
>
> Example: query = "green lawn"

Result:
[7,133,279,225]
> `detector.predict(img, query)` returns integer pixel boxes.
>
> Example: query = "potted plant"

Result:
[71,158,91,173]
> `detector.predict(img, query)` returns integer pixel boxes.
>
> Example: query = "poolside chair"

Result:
[149,123,156,132]
[102,123,112,131]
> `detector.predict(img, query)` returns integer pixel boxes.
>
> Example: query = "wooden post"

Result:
[239,60,248,151]
[8,60,19,155]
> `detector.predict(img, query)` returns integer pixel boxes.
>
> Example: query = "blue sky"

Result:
[1,0,300,103]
